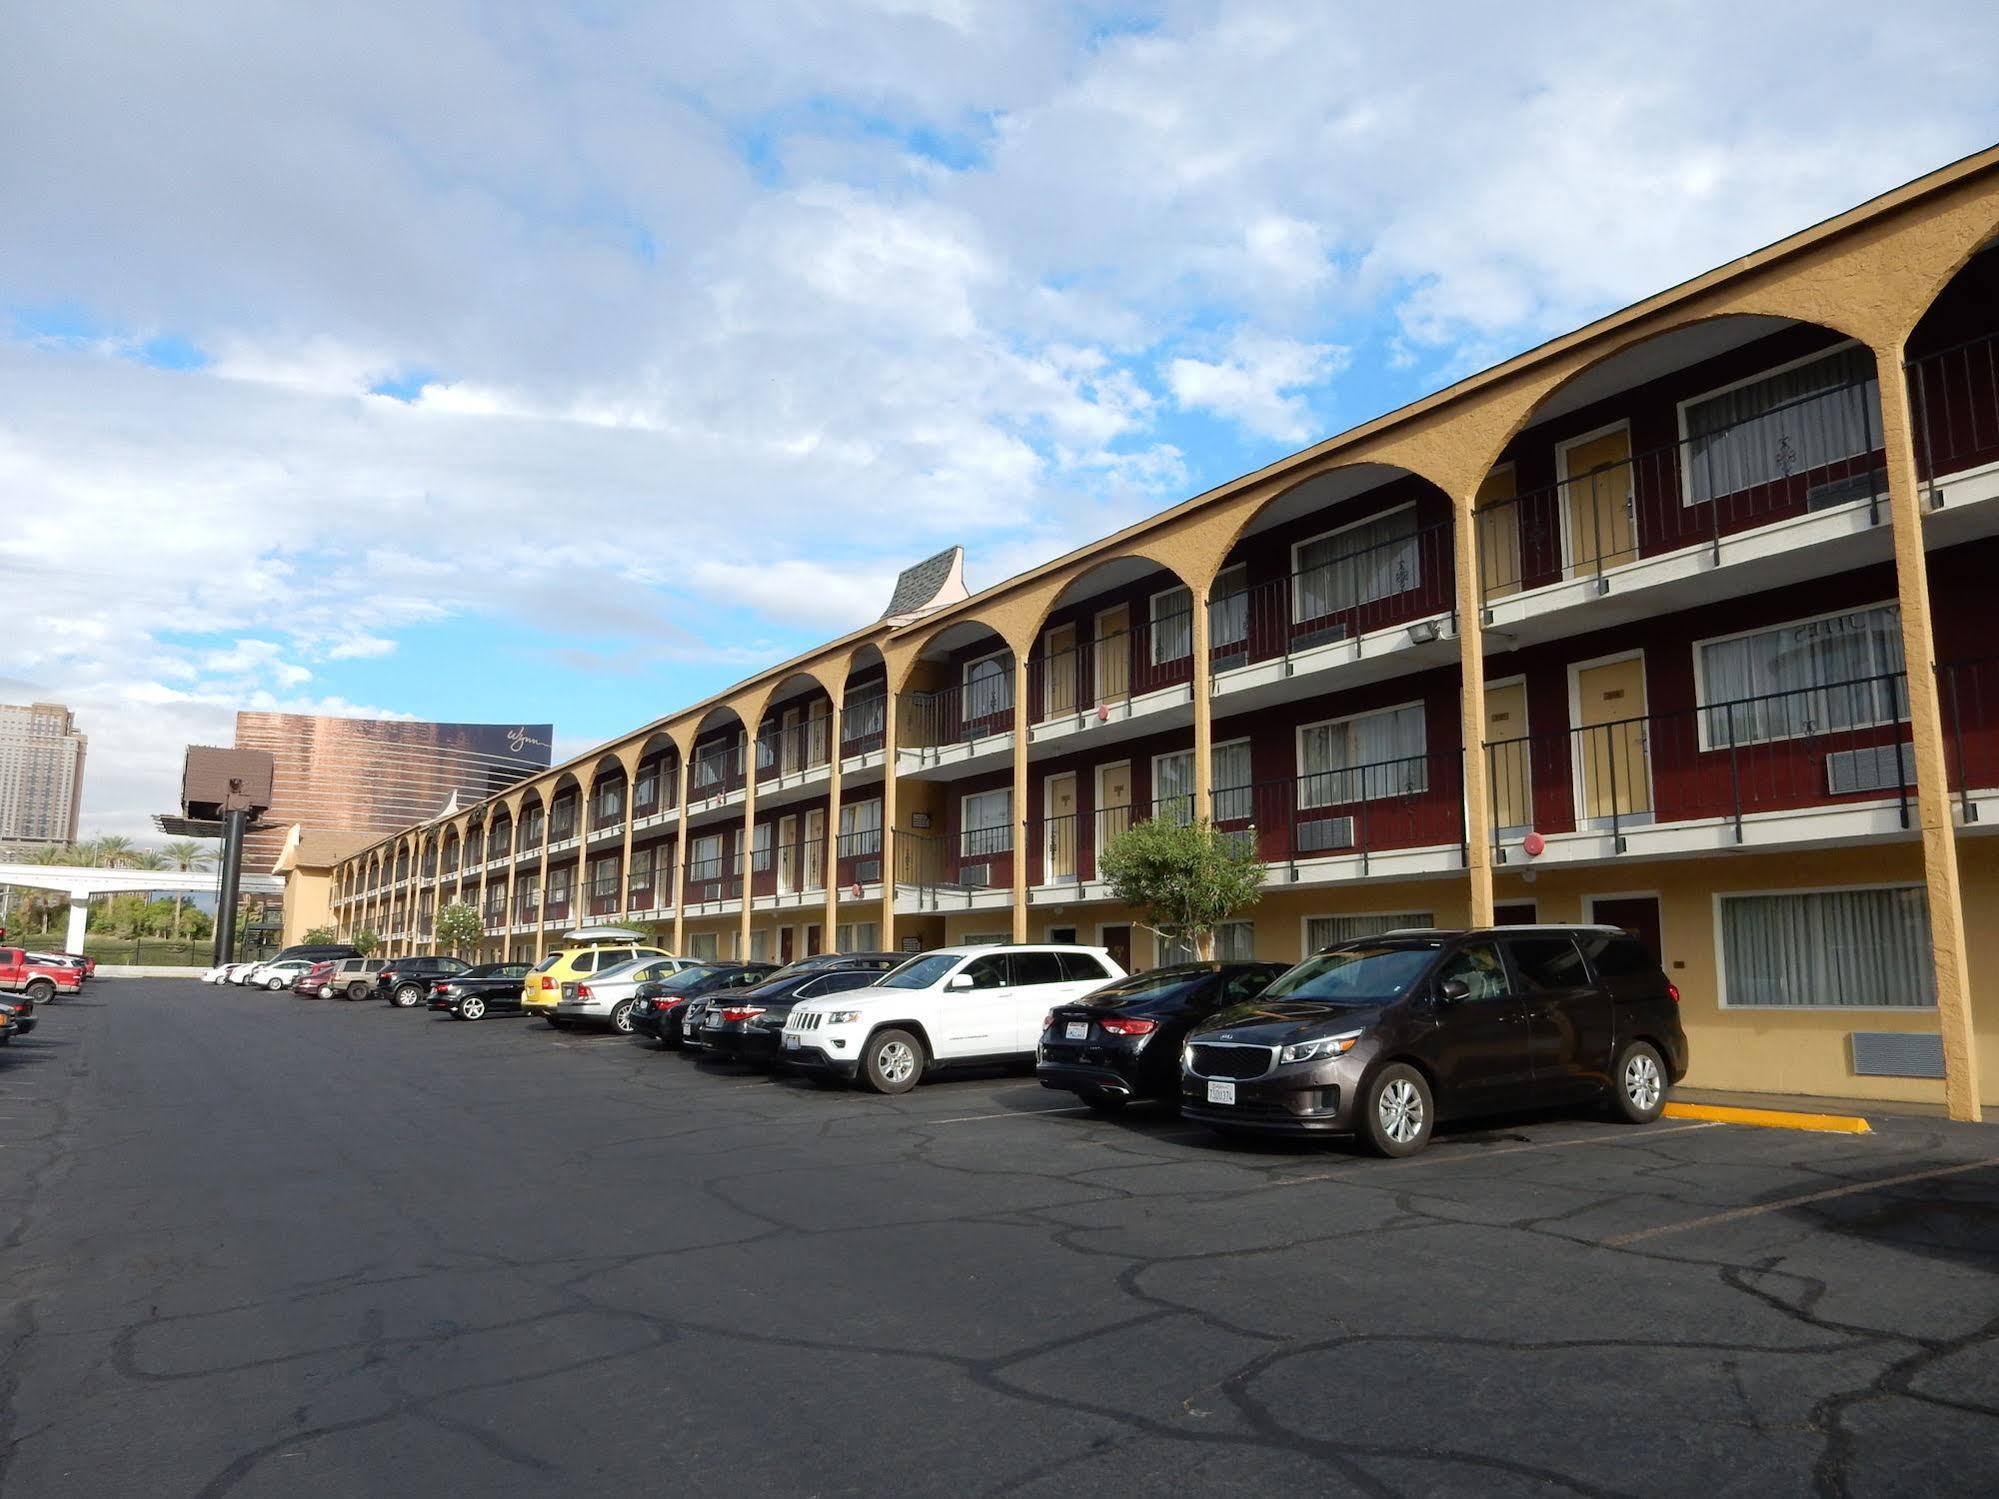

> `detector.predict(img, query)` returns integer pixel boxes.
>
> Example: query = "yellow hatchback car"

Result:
[522,929,669,1024]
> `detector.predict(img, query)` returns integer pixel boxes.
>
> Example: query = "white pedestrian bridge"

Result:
[0,864,285,954]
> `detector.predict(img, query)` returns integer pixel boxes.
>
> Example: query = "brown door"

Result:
[805,924,822,957]
[1042,624,1078,720]
[1590,896,1662,962]
[1494,902,1538,926]
[1476,466,1522,599]
[1563,428,1635,575]
[1094,605,1130,705]
[1093,762,1132,866]
[1100,924,1133,974]
[1574,657,1653,823]
[779,927,796,964]
[803,808,826,893]
[1043,772,1078,883]
[1484,680,1530,830]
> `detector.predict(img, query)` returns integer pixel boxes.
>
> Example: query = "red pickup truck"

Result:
[0,948,82,1001]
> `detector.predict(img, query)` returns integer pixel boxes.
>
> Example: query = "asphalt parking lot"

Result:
[2,981,1996,1497]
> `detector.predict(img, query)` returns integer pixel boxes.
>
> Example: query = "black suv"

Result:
[1181,925,1688,1156]
[376,955,472,1008]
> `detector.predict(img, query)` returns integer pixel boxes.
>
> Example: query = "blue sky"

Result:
[3,1,1996,837]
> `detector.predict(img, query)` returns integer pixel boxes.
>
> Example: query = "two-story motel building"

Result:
[324,148,1999,1120]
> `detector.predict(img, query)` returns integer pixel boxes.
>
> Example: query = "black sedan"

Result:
[0,994,36,1042]
[1037,962,1287,1109]
[428,962,533,1021]
[630,963,778,1048]
[704,957,901,1064]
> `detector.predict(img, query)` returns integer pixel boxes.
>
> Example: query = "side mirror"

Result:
[1437,978,1471,1004]
[946,973,973,991]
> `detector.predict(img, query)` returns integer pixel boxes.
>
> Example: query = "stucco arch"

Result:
[888,614,1025,695]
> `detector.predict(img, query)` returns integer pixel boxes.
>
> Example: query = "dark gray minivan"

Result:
[1180,925,1688,1156]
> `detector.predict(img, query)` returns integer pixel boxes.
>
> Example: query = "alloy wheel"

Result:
[1378,1077,1424,1145]
[1624,1052,1663,1112]
[876,1039,917,1086]
[460,997,486,1021]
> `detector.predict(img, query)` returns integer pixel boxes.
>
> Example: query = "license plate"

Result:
[1064,1021,1088,1040]
[783,1034,801,1050]
[1206,1081,1236,1105]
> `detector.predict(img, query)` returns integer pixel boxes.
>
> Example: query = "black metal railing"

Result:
[755,717,834,783]
[1909,329,1999,483]
[904,667,1016,751]
[1209,752,1467,874]
[1026,607,1196,724]
[842,692,888,755]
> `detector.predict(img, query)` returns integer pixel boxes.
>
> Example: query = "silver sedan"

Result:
[551,955,699,1033]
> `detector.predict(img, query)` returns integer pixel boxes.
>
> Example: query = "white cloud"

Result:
[1165,333,1347,443]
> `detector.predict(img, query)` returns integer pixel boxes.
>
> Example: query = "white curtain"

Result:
[1151,586,1194,663]
[1212,741,1253,823]
[1701,606,1907,745]
[839,798,883,854]
[965,657,1012,719]
[1305,911,1434,951]
[1686,347,1881,503]
[846,692,886,742]
[1721,887,1933,1008]
[1296,509,1421,620]
[961,789,1013,856]
[1210,570,1249,650]
[1153,752,1195,824]
[1299,704,1428,807]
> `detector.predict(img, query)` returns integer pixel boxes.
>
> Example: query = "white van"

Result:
[780,944,1125,1094]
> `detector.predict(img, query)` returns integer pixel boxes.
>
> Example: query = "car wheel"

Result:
[266,976,286,990]
[26,979,54,1002]
[319,985,335,999]
[1359,1063,1433,1158]
[861,1028,923,1095]
[393,983,423,1008]
[347,983,369,1001]
[459,996,487,1022]
[1080,1087,1128,1112]
[609,1000,635,1034]
[1611,1041,1668,1124]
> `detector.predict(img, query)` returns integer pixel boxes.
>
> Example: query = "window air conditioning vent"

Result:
[1850,1031,1944,1079]
[958,864,991,888]
[1806,469,1886,511]
[1296,816,1355,853]
[1825,742,1913,796]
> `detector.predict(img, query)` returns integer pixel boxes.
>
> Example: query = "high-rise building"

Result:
[233,713,552,869]
[0,702,88,846]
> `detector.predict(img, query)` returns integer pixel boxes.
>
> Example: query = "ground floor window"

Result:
[1157,919,1255,965]
[836,922,879,953]
[688,932,718,960]
[1719,885,1934,1008]
[749,928,770,961]
[1305,911,1433,952]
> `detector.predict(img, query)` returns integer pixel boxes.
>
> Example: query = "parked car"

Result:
[679,964,784,1051]
[779,944,1128,1094]
[225,961,267,985]
[703,956,904,1064]
[321,956,390,1000]
[1036,962,1288,1109]
[375,955,473,1007]
[291,960,337,997]
[524,930,670,1025]
[631,967,763,1047]
[0,947,84,1002]
[428,962,533,1021]
[269,942,361,966]
[551,955,704,1033]
[27,952,90,983]
[247,957,318,991]
[1179,926,1689,1156]
[0,993,38,1042]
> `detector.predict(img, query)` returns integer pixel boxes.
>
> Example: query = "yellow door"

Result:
[1484,681,1530,829]
[1476,466,1522,600]
[1563,428,1635,576]
[1094,606,1130,705]
[777,816,798,894]
[1042,624,1078,720]
[803,808,826,892]
[1044,773,1077,882]
[1574,657,1652,822]
[1095,762,1132,852]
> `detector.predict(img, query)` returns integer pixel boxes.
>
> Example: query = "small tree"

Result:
[300,925,339,945]
[433,902,483,956]
[1099,817,1265,962]
[352,928,381,956]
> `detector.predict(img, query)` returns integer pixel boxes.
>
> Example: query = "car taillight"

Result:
[719,1006,764,1023]
[1043,1012,1056,1031]
[576,985,592,999]
[1098,1018,1158,1037]
[432,982,449,994]
[1667,982,1681,1004]
[659,997,686,1010]
[539,976,555,990]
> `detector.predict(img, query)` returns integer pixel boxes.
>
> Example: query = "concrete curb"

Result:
[1662,1101,1873,1134]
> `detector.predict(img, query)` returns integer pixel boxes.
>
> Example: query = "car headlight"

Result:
[1280,1030,1362,1065]
[823,1010,863,1025]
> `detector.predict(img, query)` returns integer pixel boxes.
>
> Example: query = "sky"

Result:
[4,1,1997,842]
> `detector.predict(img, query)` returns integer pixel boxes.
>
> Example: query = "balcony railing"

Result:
[683,856,743,906]
[1210,752,1467,874]
[513,895,541,924]
[690,744,747,801]
[905,672,1015,752]
[1938,658,1999,816]
[1026,607,1196,725]
[1476,369,1885,604]
[589,879,621,916]
[544,895,572,923]
[591,788,626,831]
[632,768,671,818]
[756,719,834,783]
[1208,519,1455,673]
[842,693,888,755]
[1485,672,1913,850]
[756,837,828,898]
[1910,330,1999,483]
[835,826,885,885]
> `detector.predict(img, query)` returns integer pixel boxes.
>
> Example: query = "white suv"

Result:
[780,944,1125,1094]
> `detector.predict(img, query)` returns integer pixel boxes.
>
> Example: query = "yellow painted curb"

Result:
[1662,1102,1872,1134]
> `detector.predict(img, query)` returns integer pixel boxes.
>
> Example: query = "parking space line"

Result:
[928,1105,1091,1124]
[1264,1120,1726,1187]
[1601,1154,1999,1246]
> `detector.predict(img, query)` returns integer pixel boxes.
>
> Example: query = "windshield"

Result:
[654,965,724,992]
[529,955,561,974]
[877,953,959,990]
[1260,944,1438,1005]
[1083,967,1210,1005]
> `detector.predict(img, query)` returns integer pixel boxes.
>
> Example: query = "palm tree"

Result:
[90,835,136,868]
[160,840,214,942]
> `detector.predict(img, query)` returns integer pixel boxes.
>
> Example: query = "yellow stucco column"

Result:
[619,779,636,924]
[1011,655,1030,943]
[671,756,690,956]
[823,699,843,952]
[739,732,758,961]
[1877,341,1981,1122]
[1190,580,1213,813]
[1453,488,1495,927]
[880,689,899,951]
[535,831,550,953]
[475,848,489,959]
